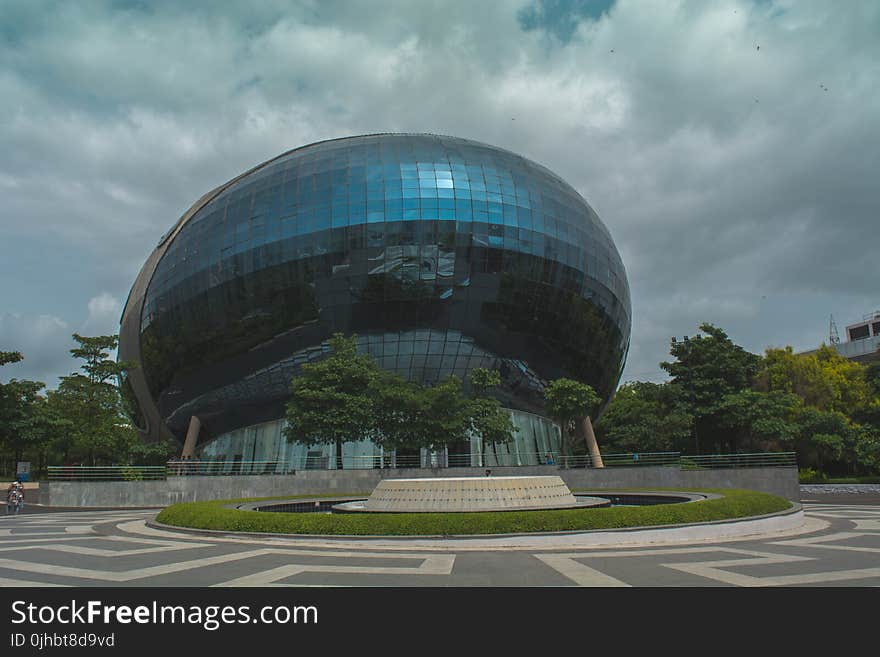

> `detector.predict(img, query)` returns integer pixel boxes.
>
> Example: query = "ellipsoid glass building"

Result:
[119,134,631,470]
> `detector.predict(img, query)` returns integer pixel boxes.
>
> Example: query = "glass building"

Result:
[118,134,631,469]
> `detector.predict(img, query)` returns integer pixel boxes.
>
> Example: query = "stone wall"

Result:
[40,464,799,507]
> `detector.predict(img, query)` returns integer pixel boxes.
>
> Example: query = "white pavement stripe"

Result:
[534,555,629,587]
[537,547,815,587]
[762,567,880,585]
[852,519,880,531]
[809,510,880,519]
[666,559,880,587]
[534,546,799,559]
[0,576,68,587]
[100,531,451,559]
[0,537,102,551]
[660,548,823,586]
[214,555,456,587]
[0,533,213,554]
[0,549,276,582]
[0,548,455,582]
[771,531,880,553]
[1,542,213,558]
[1,526,97,536]
[92,534,214,548]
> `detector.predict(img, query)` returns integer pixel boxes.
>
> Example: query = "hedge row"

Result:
[154,488,792,536]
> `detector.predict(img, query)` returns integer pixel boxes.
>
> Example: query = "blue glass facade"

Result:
[119,134,631,454]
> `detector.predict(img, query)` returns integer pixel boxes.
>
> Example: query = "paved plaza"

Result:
[1,497,879,587]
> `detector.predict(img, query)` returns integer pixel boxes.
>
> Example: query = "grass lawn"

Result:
[155,488,792,536]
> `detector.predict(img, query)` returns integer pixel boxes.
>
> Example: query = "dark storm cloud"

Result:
[1,0,878,390]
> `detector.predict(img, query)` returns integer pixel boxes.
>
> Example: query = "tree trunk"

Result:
[581,416,604,468]
[558,424,569,467]
[336,438,344,470]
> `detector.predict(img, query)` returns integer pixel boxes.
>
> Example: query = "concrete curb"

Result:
[145,502,805,549]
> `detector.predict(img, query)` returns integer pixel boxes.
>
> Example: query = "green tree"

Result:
[51,334,134,465]
[544,378,601,463]
[661,324,761,453]
[0,352,25,446]
[851,425,880,474]
[418,375,473,453]
[467,368,517,465]
[369,370,425,452]
[596,381,693,453]
[283,334,380,469]
[754,344,879,474]
[864,361,880,396]
[30,393,73,475]
[0,378,45,464]
[0,351,51,473]
[715,390,801,453]
[790,406,854,473]
[756,345,873,417]
[0,351,23,368]
[125,438,179,466]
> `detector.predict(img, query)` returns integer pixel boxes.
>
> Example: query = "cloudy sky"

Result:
[1,0,878,389]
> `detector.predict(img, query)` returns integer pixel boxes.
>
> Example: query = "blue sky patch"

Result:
[518,0,615,43]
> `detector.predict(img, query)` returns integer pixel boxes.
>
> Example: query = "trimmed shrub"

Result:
[155,489,792,536]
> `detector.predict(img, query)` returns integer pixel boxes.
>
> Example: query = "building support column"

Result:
[181,415,201,458]
[581,416,604,468]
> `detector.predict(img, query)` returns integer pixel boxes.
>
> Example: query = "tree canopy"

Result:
[544,378,601,457]
[596,381,693,453]
[0,335,154,477]
[597,323,880,477]
[283,334,379,469]
[283,336,517,467]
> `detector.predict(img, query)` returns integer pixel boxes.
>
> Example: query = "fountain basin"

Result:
[331,475,608,513]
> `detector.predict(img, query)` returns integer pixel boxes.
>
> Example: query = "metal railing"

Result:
[47,465,168,481]
[680,452,798,469]
[44,451,798,480]
[555,452,681,469]
[166,460,286,476]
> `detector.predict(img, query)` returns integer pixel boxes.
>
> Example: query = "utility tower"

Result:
[829,315,840,345]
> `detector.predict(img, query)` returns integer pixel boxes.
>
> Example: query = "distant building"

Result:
[802,312,880,364]
[836,312,880,363]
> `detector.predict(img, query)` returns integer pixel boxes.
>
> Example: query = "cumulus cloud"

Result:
[0,293,123,388]
[0,313,71,387]
[80,292,123,338]
[1,0,878,388]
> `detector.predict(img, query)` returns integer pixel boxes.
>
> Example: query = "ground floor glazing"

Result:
[192,408,562,473]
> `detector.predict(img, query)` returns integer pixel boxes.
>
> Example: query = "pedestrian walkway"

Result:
[2,502,878,586]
